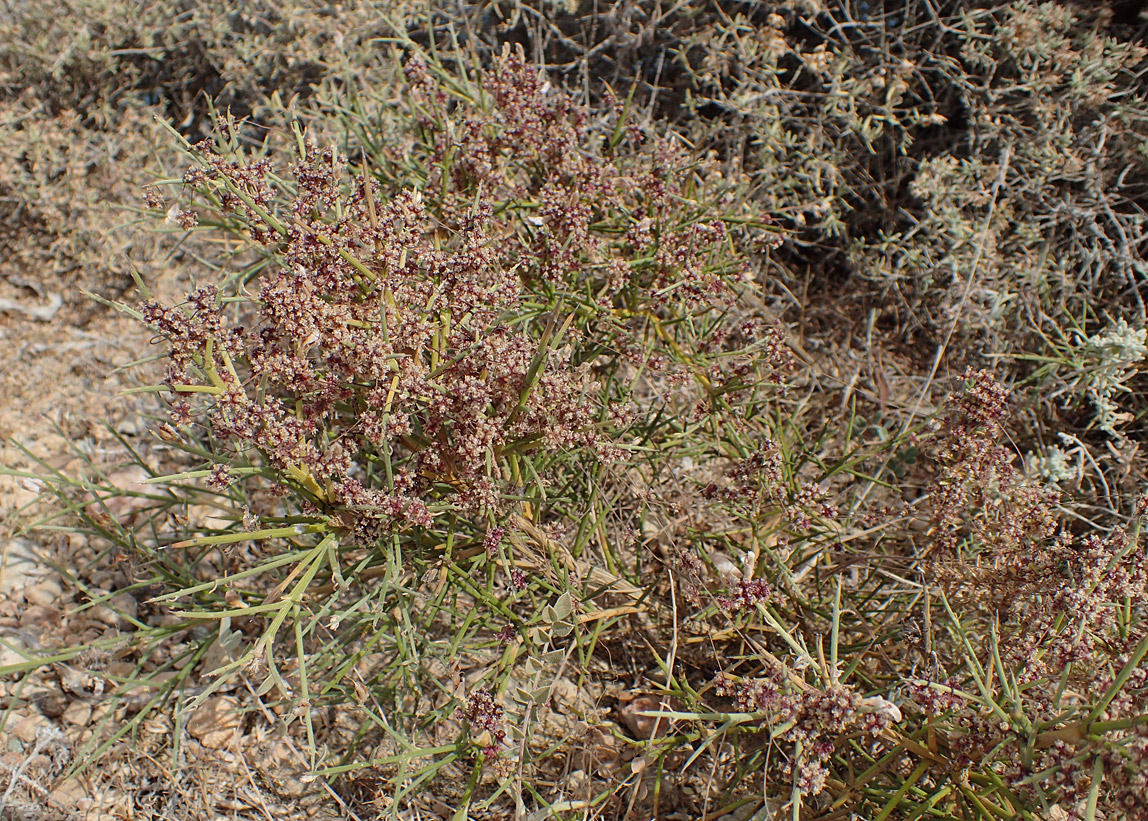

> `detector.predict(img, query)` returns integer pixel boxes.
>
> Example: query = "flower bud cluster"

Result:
[403,44,767,310]
[714,665,892,797]
[145,127,633,542]
[920,370,1148,813]
[457,687,506,762]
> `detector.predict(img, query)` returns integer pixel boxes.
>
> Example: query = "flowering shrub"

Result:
[120,43,1148,818]
[131,44,828,809]
[918,371,1148,820]
[141,46,787,555]
[13,3,1148,818]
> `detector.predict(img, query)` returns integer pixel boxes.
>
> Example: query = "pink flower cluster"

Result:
[145,130,629,542]
[922,369,1148,814]
[716,578,772,613]
[404,44,758,310]
[457,687,507,762]
[714,666,892,797]
[926,371,1146,675]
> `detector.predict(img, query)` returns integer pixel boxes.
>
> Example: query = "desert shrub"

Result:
[121,35,1148,816]
[113,44,844,814]
[915,370,1148,820]
[5,2,1148,819]
[669,1,1148,477]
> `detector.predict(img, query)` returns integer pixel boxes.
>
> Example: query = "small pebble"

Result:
[24,579,63,609]
[63,701,92,727]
